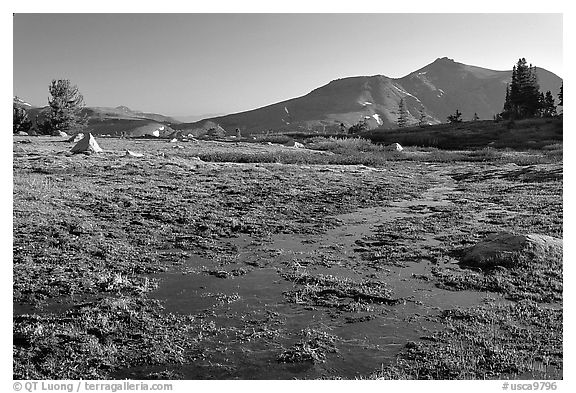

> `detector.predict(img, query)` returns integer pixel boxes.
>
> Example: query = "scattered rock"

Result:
[388,142,403,151]
[125,150,144,158]
[284,139,305,148]
[461,232,562,269]
[71,133,103,154]
[58,131,68,138]
[169,138,178,143]
[16,131,28,136]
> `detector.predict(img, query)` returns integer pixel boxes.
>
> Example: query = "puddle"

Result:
[150,265,291,315]
[142,181,511,379]
[13,294,103,316]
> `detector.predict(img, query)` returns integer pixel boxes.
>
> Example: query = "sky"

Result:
[13,13,563,118]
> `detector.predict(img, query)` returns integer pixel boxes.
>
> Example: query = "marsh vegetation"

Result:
[13,134,562,379]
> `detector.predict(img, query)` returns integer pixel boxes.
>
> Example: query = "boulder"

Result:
[125,150,143,158]
[71,133,103,154]
[388,142,403,151]
[461,232,562,269]
[16,131,28,136]
[58,131,68,137]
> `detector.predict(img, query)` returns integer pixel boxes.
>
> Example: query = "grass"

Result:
[360,118,563,150]
[13,135,562,379]
[282,270,398,308]
[277,328,339,363]
[371,300,562,380]
[14,297,197,379]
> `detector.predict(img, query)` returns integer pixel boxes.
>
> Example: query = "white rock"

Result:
[125,150,143,157]
[71,133,103,154]
[388,143,403,151]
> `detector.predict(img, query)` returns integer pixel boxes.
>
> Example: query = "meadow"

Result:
[13,133,562,379]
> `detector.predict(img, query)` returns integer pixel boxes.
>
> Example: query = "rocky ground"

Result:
[13,136,562,379]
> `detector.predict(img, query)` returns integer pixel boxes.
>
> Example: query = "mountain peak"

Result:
[430,57,459,68]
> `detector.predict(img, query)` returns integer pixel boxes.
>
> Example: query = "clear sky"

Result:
[13,13,563,117]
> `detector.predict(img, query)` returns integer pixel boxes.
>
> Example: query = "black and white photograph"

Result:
[9,4,568,386]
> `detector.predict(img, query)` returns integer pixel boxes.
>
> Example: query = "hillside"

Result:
[13,98,178,137]
[359,117,563,150]
[175,57,562,135]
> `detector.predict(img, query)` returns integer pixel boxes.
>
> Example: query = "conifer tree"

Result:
[502,58,541,119]
[397,98,408,128]
[418,106,427,127]
[472,113,480,121]
[558,84,563,106]
[503,84,512,115]
[447,109,462,124]
[542,91,557,117]
[42,79,87,134]
[348,120,368,134]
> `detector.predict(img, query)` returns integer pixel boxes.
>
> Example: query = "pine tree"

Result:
[558,84,563,106]
[418,106,427,127]
[542,91,557,118]
[42,79,87,134]
[447,109,462,124]
[472,113,480,121]
[397,98,408,128]
[502,58,541,119]
[537,92,546,117]
[503,84,512,116]
[13,106,32,134]
[348,120,368,134]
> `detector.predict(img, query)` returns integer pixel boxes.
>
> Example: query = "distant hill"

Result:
[83,106,179,124]
[172,113,225,123]
[174,57,562,135]
[13,99,178,137]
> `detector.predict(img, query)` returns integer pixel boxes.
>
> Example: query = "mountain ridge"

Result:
[173,57,562,135]
[14,57,562,137]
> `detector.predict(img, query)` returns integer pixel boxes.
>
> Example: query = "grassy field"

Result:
[13,134,562,379]
[359,118,563,150]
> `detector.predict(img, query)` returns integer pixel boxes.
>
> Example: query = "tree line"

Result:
[500,58,562,120]
[393,57,563,129]
[13,79,86,135]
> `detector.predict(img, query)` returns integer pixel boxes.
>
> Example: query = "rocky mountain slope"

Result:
[175,57,562,134]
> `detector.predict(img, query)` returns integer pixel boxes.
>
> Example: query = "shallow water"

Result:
[137,181,509,379]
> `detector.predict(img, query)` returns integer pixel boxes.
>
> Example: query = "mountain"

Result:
[13,100,179,137]
[174,57,562,134]
[84,106,179,124]
[172,113,226,123]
